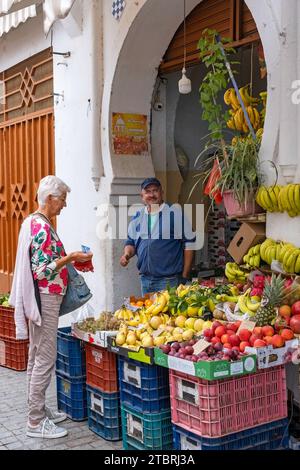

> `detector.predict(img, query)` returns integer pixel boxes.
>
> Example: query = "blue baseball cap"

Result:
[141,177,161,191]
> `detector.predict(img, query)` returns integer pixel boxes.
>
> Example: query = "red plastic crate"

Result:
[0,306,16,339]
[0,335,29,371]
[85,343,118,393]
[169,366,287,438]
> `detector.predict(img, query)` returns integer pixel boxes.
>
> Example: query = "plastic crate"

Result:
[170,365,287,438]
[118,356,170,413]
[56,371,87,421]
[121,404,173,450]
[173,419,289,450]
[86,343,118,393]
[56,327,86,377]
[87,385,121,441]
[0,306,16,339]
[0,335,29,371]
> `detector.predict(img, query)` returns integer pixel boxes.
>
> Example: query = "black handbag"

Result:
[59,263,92,316]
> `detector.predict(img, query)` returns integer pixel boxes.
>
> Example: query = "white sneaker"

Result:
[45,406,67,424]
[26,417,68,439]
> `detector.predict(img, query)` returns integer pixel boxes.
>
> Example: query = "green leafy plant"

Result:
[198,29,237,143]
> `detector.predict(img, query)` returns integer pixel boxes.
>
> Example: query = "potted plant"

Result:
[191,29,262,217]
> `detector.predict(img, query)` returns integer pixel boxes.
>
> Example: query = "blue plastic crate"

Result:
[87,385,122,441]
[56,327,86,377]
[56,370,87,421]
[121,404,173,450]
[173,419,289,451]
[118,356,170,413]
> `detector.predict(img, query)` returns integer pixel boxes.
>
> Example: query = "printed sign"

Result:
[112,113,148,155]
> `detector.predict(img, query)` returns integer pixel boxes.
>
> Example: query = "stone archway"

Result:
[103,0,281,188]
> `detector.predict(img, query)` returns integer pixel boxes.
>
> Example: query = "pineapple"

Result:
[254,275,285,326]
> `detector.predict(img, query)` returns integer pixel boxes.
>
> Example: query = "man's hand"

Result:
[120,254,130,267]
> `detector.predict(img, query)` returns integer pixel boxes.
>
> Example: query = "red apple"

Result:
[215,326,226,338]
[253,327,263,338]
[291,301,300,316]
[279,305,292,319]
[239,329,252,342]
[228,334,241,347]
[223,343,232,349]
[211,336,220,345]
[203,329,214,339]
[249,334,259,346]
[261,325,274,337]
[221,334,230,344]
[254,339,267,348]
[280,329,294,341]
[290,315,300,334]
[226,329,235,337]
[271,334,285,348]
[239,341,250,352]
[212,321,222,333]
[263,336,273,345]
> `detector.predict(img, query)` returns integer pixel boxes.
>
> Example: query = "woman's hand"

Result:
[71,251,93,263]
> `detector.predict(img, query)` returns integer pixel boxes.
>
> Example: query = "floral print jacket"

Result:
[30,216,68,296]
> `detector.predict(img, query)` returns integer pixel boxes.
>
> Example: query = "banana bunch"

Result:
[278,184,300,217]
[260,239,277,266]
[259,238,300,273]
[243,244,261,268]
[144,291,169,316]
[114,306,134,321]
[256,184,300,217]
[225,262,248,282]
[237,288,261,317]
[239,85,260,106]
[224,88,240,110]
[256,186,282,212]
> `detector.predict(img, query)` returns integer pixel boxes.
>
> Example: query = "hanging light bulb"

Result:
[179,0,192,95]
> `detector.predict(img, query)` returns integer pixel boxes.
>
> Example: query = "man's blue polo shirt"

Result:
[125,203,195,279]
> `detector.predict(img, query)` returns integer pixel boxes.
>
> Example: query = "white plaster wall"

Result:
[0,1,110,323]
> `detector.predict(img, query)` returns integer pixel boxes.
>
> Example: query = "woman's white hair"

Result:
[37,175,71,207]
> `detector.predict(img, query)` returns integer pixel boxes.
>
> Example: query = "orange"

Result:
[145,299,153,307]
[136,301,144,307]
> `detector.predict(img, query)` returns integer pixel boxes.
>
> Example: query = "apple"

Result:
[213,342,223,352]
[172,342,181,351]
[221,334,230,344]
[228,334,240,347]
[290,314,300,334]
[249,334,259,346]
[281,329,294,341]
[184,346,194,355]
[203,329,214,339]
[211,336,221,345]
[223,343,232,349]
[239,329,252,342]
[215,326,226,338]
[253,327,263,338]
[239,341,250,352]
[291,301,300,316]
[263,336,273,345]
[271,334,285,348]
[254,339,267,348]
[226,329,236,337]
[279,305,292,319]
[261,325,274,337]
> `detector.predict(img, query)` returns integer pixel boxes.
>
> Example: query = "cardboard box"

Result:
[154,348,257,380]
[245,338,299,369]
[227,222,266,264]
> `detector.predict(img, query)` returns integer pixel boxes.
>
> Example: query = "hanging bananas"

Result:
[256,184,300,217]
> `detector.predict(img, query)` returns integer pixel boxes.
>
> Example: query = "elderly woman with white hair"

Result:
[9,175,93,440]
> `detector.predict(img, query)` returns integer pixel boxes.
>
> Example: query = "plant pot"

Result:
[223,190,260,217]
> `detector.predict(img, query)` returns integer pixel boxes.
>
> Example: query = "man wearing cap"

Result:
[120,178,195,295]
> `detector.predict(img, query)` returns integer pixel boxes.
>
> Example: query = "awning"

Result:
[0,2,37,37]
[0,0,75,37]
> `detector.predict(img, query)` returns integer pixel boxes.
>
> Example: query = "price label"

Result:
[193,338,210,355]
[237,320,256,335]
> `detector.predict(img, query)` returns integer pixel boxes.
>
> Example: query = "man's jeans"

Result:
[140,275,182,296]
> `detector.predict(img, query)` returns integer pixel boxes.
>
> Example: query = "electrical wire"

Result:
[183,0,187,70]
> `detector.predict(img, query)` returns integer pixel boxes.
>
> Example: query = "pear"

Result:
[116,333,126,346]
